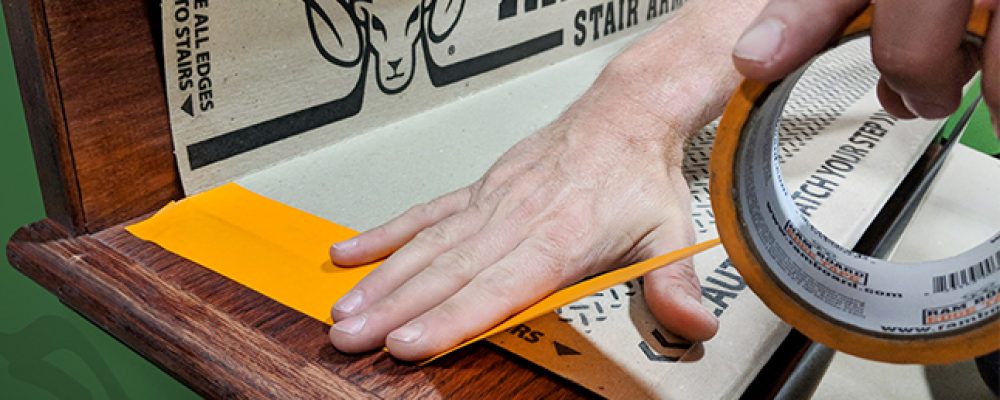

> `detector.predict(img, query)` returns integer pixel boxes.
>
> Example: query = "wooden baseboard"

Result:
[7,219,591,399]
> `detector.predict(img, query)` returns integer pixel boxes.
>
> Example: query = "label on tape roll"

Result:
[734,70,1000,339]
[714,6,999,363]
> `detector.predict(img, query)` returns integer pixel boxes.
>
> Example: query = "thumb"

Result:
[640,224,719,342]
[733,0,868,82]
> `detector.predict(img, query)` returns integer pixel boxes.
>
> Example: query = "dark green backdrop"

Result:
[0,8,197,400]
[1,4,996,399]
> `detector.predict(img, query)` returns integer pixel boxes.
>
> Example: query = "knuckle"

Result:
[436,188,467,212]
[478,170,507,193]
[469,196,494,217]
[419,259,468,289]
[509,192,546,222]
[523,237,570,284]
[452,186,473,206]
[409,202,439,223]
[413,225,452,249]
[467,180,484,193]
[475,268,520,310]
[537,221,586,256]
[872,46,935,84]
[432,249,479,280]
[481,184,513,208]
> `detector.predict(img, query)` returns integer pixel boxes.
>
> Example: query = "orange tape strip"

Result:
[127,183,720,362]
[423,238,720,364]
[127,183,378,324]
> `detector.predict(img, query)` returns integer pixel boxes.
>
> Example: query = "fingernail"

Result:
[333,289,364,314]
[332,314,366,336]
[388,323,424,343]
[332,238,358,253]
[733,18,785,63]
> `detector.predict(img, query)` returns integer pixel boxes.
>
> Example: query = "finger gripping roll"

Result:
[710,6,999,364]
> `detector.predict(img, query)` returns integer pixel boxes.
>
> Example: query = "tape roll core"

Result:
[712,6,999,363]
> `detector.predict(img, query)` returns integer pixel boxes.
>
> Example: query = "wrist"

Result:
[580,52,715,145]
[577,0,766,143]
[555,73,691,168]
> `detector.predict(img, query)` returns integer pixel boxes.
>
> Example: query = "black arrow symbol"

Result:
[640,341,679,362]
[553,341,581,356]
[652,329,690,350]
[181,94,194,117]
[639,329,691,363]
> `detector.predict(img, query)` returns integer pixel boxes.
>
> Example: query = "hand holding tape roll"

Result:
[712,5,998,364]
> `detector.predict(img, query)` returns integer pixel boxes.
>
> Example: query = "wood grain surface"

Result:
[2,0,83,230]
[3,0,183,234]
[7,219,594,399]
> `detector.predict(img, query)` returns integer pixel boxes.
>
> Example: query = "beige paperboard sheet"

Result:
[231,38,941,398]
[889,144,1000,264]
[814,145,1000,400]
[161,2,949,397]
[162,0,685,193]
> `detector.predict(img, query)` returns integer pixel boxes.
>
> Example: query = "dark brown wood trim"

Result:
[3,0,83,232]
[5,0,184,234]
[40,0,182,233]
[7,220,379,399]
[7,220,592,399]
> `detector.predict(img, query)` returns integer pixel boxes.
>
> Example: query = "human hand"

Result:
[732,0,999,133]
[325,79,717,361]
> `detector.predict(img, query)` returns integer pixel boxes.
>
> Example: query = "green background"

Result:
[0,7,197,400]
[0,4,995,399]
[941,77,1000,156]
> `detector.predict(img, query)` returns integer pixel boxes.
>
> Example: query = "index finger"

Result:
[871,0,978,118]
[330,187,471,265]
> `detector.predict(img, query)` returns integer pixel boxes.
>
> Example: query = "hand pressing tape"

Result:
[127,183,720,363]
[711,6,999,364]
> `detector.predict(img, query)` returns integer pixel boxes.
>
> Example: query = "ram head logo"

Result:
[306,0,464,94]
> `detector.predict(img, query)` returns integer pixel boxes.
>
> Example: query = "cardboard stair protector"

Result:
[146,28,945,397]
[127,182,720,362]
[154,0,949,393]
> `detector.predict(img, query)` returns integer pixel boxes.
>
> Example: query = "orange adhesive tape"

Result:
[126,183,379,324]
[711,6,999,364]
[127,183,720,363]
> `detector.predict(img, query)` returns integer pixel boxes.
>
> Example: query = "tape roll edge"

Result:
[710,5,998,364]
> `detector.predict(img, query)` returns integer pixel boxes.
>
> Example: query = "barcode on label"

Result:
[932,251,1000,293]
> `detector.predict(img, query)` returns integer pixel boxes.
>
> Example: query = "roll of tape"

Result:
[711,6,998,364]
